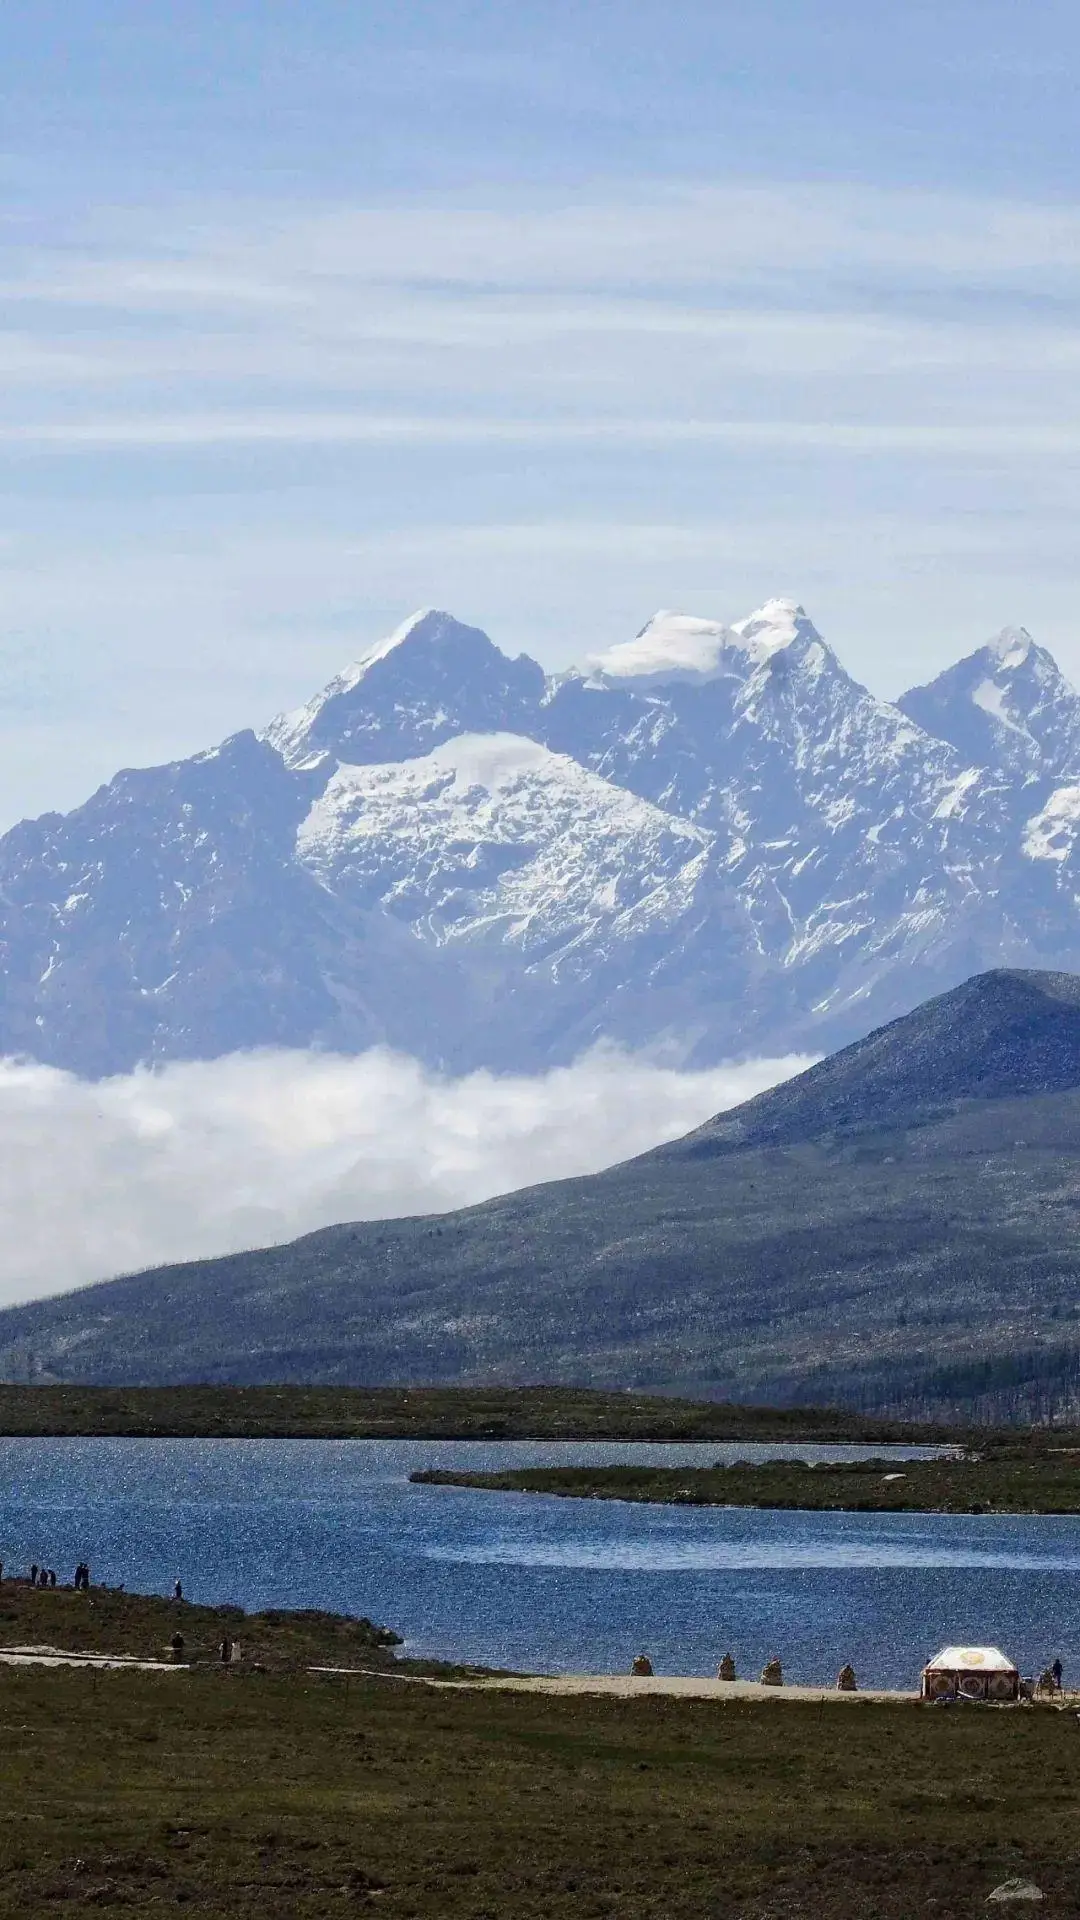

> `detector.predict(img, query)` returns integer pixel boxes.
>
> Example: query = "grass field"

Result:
[1,1657,1079,1916]
[411,1445,1080,1514]
[0,1384,960,1443]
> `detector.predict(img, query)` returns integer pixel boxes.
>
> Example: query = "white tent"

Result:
[921,1646,1019,1702]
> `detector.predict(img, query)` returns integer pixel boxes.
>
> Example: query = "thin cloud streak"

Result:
[16,181,1080,301]
[10,413,1080,455]
[0,1046,811,1310]
[8,174,1080,826]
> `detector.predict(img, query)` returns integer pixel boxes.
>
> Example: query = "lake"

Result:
[2,1437,1077,1690]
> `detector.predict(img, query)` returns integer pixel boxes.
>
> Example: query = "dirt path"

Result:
[464,1674,918,1704]
[0,1643,187,1671]
[312,1666,918,1704]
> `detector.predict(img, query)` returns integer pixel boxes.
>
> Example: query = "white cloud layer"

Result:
[0,1046,809,1312]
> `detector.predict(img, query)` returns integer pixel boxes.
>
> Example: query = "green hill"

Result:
[5,969,1080,1419]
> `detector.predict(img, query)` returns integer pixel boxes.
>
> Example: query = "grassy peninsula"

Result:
[0,1383,958,1442]
[411,1444,1080,1514]
[0,1576,403,1672]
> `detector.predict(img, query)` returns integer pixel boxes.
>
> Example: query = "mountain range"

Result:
[8,599,1080,1075]
[5,967,1080,1420]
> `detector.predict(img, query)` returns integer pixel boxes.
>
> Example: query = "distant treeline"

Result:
[782,1346,1080,1427]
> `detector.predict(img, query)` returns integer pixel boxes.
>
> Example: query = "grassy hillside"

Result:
[6,972,1080,1418]
[5,1085,1080,1416]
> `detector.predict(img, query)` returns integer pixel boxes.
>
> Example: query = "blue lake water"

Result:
[2,1437,1078,1690]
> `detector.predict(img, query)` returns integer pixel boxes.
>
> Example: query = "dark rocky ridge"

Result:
[676,969,1080,1153]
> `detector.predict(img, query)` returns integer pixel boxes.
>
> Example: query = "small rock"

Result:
[987,1880,1044,1903]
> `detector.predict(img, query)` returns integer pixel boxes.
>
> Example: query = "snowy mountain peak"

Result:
[262,611,546,772]
[381,729,560,796]
[345,605,459,679]
[585,598,823,690]
[898,623,1080,779]
[586,610,740,688]
[295,730,713,972]
[16,592,1080,1086]
[986,625,1035,671]
[730,597,818,661]
[265,609,492,760]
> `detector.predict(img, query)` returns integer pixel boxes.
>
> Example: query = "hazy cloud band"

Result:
[0,1046,810,1311]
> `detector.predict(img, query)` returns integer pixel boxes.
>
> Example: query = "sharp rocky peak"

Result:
[346,607,494,676]
[263,609,546,772]
[897,622,1080,778]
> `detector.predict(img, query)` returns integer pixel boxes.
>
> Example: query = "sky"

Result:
[5,1,1080,825]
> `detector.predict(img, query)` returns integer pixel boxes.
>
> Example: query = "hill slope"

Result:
[5,969,1080,1419]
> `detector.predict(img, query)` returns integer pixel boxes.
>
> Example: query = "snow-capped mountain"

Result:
[6,596,1080,1076]
[898,627,1080,781]
[265,608,545,770]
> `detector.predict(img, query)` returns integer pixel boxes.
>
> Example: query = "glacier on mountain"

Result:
[7,596,1080,1076]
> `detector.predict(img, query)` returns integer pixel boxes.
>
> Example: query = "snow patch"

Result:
[1023,786,1080,863]
[295,732,713,961]
[934,766,982,819]
[971,678,1029,739]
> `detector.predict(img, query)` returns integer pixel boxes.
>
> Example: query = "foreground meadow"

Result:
[1,1659,1079,1916]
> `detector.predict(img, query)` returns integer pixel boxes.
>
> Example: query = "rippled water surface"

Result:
[1,1437,1075,1689]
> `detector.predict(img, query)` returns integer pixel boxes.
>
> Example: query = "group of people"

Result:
[0,1561,94,1590]
[166,1631,239,1666]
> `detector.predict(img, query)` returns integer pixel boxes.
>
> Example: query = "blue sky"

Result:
[4,0,1080,823]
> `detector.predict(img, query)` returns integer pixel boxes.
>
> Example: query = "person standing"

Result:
[1052,1657,1064,1692]
[173,1579,183,1602]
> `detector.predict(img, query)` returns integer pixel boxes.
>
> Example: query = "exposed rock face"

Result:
[8,597,1080,1074]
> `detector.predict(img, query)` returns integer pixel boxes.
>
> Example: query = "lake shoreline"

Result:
[5,1433,1076,1694]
